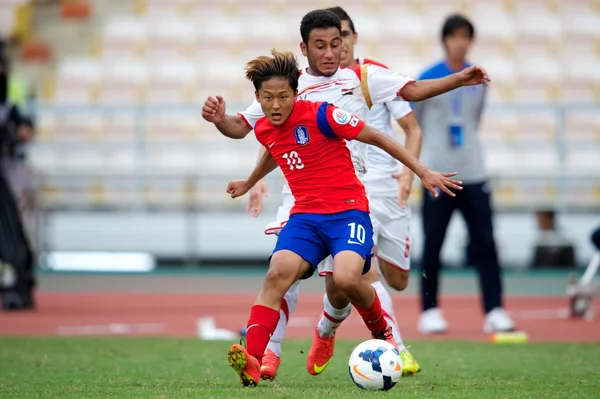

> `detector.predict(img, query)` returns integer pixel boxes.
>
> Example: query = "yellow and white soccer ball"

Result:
[348,339,403,391]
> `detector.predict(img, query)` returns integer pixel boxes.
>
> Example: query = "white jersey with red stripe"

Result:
[359,58,414,198]
[240,64,414,198]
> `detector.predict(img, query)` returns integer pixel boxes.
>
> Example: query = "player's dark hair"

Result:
[441,14,475,41]
[325,6,356,34]
[300,9,342,43]
[245,49,300,92]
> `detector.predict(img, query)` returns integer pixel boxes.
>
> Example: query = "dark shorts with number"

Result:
[273,209,374,279]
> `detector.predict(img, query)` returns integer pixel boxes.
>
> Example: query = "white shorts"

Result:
[370,196,411,271]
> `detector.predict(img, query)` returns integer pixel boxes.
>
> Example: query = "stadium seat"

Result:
[101,16,148,57]
[54,57,103,104]
[56,112,103,141]
[60,0,91,21]
[565,145,600,172]
[144,111,203,142]
[479,111,519,141]
[515,2,562,42]
[563,4,600,39]
[476,56,516,102]
[100,59,150,104]
[101,112,138,142]
[564,111,600,142]
[516,112,558,142]
[150,18,202,59]
[147,60,202,105]
[36,110,58,142]
[469,2,515,42]
[562,54,600,102]
[514,54,561,103]
[483,144,518,173]
[518,148,559,172]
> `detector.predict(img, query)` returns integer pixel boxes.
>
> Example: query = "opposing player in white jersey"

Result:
[202,9,490,381]
[250,6,425,379]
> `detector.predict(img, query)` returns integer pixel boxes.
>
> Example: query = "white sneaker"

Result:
[483,308,516,334]
[418,308,448,334]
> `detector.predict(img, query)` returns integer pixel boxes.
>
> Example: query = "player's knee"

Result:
[265,259,297,292]
[387,271,409,291]
[332,272,362,298]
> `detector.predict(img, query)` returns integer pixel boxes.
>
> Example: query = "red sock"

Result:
[354,290,388,335]
[246,305,280,365]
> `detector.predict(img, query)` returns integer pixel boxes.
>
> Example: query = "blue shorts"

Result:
[272,209,374,279]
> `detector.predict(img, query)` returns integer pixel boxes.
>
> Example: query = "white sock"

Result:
[371,280,406,351]
[317,293,352,338]
[265,280,300,357]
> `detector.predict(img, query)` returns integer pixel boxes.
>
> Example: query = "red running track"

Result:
[0,293,598,342]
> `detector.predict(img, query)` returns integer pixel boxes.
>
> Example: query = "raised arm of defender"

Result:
[400,65,489,102]
[202,95,253,139]
[365,64,490,104]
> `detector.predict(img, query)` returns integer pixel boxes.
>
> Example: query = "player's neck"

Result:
[446,58,466,72]
[306,66,338,77]
[345,58,359,68]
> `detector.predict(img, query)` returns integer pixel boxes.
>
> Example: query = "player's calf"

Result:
[332,251,391,338]
[237,250,310,384]
[379,259,409,291]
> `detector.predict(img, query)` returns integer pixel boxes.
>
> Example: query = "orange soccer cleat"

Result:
[260,349,281,381]
[306,327,336,376]
[227,344,261,387]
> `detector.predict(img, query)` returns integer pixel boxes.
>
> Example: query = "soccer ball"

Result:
[348,339,403,391]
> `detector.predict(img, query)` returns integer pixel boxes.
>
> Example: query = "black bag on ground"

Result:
[0,169,35,310]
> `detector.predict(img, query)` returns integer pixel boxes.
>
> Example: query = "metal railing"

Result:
[22,101,600,215]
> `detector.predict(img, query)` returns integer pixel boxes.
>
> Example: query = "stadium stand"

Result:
[23,0,599,212]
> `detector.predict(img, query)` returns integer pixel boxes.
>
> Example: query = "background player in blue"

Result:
[411,14,516,335]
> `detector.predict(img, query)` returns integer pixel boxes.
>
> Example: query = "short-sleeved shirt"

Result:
[254,100,368,215]
[241,65,415,196]
[358,58,414,197]
[411,61,487,184]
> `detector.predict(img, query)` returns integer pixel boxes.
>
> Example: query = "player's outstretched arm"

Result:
[202,95,252,139]
[246,146,270,217]
[227,148,278,198]
[393,112,422,208]
[400,65,490,102]
[355,125,462,198]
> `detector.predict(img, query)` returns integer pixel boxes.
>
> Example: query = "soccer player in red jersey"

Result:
[224,50,462,387]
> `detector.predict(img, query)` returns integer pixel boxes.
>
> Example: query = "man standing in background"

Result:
[412,15,515,334]
[0,51,36,310]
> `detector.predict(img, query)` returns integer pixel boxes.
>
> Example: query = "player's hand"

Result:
[457,65,490,86]
[202,95,226,124]
[392,170,413,209]
[227,180,251,198]
[420,170,462,198]
[247,179,268,217]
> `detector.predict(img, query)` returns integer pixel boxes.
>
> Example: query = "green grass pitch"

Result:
[1,337,599,398]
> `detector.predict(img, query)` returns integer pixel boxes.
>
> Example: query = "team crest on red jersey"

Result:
[294,125,310,145]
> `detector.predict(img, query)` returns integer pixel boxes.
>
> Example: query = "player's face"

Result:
[255,77,297,126]
[444,28,472,62]
[300,27,342,77]
[340,20,358,68]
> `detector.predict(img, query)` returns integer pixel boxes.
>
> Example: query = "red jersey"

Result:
[254,100,369,215]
